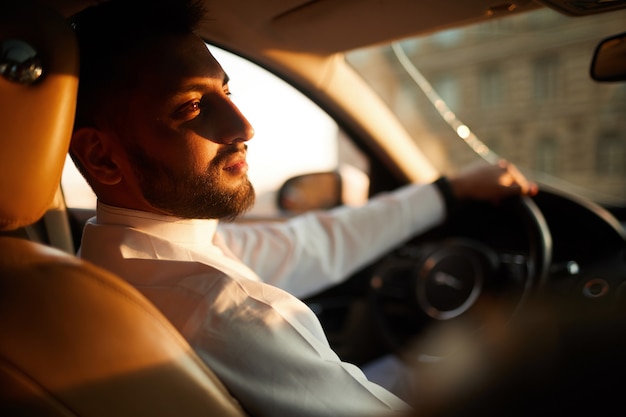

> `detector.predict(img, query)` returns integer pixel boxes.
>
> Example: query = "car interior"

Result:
[2,0,626,415]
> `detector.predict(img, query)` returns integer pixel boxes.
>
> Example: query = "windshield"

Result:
[346,7,626,206]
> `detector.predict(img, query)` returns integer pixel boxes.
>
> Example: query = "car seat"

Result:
[0,3,247,416]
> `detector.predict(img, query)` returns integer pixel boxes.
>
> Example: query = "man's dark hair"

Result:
[70,0,207,130]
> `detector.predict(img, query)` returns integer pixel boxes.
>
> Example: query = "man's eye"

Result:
[175,101,202,118]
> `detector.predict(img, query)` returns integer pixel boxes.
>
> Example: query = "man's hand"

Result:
[448,160,538,203]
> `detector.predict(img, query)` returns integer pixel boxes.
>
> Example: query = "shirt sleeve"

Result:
[217,182,446,298]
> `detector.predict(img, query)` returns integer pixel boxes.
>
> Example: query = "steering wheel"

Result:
[368,196,552,357]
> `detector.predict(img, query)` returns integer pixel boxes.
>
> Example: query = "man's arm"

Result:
[217,182,445,298]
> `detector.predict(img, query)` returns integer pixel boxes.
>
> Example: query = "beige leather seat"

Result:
[0,3,247,416]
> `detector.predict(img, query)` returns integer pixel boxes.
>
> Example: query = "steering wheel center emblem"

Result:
[433,271,464,290]
[417,250,485,320]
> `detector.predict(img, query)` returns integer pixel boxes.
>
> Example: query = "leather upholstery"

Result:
[0,238,248,416]
[0,2,247,416]
[0,3,78,231]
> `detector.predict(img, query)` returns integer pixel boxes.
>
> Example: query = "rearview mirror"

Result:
[590,31,626,82]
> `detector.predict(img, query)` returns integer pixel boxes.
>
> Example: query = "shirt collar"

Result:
[95,201,219,248]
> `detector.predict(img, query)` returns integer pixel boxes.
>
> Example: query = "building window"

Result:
[479,66,504,107]
[596,135,625,175]
[533,56,560,102]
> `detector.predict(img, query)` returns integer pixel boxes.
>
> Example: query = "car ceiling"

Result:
[44,0,544,56]
[198,0,546,54]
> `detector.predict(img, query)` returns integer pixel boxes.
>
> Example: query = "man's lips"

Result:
[223,158,248,172]
[220,146,248,173]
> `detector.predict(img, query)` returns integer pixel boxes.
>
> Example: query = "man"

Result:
[69,0,537,416]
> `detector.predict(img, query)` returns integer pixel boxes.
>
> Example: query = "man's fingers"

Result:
[499,160,538,196]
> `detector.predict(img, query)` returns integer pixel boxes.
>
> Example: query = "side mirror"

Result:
[590,32,626,82]
[278,171,343,214]
[277,165,370,214]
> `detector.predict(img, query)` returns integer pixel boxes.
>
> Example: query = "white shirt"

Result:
[79,183,445,417]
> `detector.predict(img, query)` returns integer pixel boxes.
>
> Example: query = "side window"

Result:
[63,156,97,209]
[61,45,368,218]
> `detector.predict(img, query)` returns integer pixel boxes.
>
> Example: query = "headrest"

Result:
[0,2,78,231]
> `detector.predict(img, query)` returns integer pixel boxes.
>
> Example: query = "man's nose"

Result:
[207,96,255,144]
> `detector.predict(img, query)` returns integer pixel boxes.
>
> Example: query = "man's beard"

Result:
[125,144,255,221]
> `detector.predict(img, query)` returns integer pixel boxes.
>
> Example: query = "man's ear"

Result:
[70,127,123,185]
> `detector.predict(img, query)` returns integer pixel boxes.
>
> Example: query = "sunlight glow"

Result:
[456,125,470,139]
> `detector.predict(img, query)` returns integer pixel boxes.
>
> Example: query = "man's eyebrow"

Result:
[172,73,231,97]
